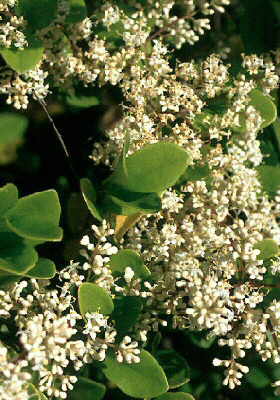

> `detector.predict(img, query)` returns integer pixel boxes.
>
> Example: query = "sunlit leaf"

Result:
[110,249,150,278]
[6,190,63,242]
[79,282,114,315]
[103,349,168,398]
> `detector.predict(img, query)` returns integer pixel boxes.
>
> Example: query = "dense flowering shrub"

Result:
[1,1,280,399]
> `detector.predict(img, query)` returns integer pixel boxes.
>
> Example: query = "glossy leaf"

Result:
[1,40,44,73]
[0,113,28,145]
[156,393,195,400]
[257,165,280,198]
[106,143,190,193]
[234,90,277,133]
[25,257,56,279]
[66,0,87,23]
[104,191,161,216]
[254,239,279,260]
[112,296,143,337]
[80,178,102,221]
[6,189,63,242]
[156,349,190,389]
[250,89,277,129]
[178,163,210,186]
[79,282,114,315]
[0,232,38,274]
[103,349,168,398]
[110,249,150,278]
[68,377,106,400]
[0,183,18,217]
[17,0,58,30]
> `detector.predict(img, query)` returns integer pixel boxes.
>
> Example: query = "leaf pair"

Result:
[81,142,190,239]
[0,183,62,286]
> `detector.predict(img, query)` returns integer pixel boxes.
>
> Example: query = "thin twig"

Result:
[36,95,80,188]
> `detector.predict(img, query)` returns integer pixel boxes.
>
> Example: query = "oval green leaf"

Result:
[234,89,277,133]
[110,249,150,279]
[104,190,161,216]
[80,178,102,221]
[0,232,38,274]
[68,377,106,400]
[156,393,195,400]
[1,43,44,74]
[79,282,114,315]
[103,349,169,398]
[25,257,56,279]
[6,189,63,242]
[0,183,18,217]
[254,239,279,260]
[106,143,190,193]
[257,165,280,198]
[17,0,58,30]
[156,350,190,389]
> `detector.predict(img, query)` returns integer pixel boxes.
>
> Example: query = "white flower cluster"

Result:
[0,278,140,399]
[0,0,232,108]
[0,0,27,49]
[86,50,280,393]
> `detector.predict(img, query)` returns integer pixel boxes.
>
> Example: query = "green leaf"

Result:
[80,178,102,221]
[1,39,44,73]
[66,0,87,23]
[156,393,195,400]
[0,271,21,288]
[6,189,63,242]
[25,257,56,279]
[17,0,58,30]
[26,383,48,400]
[112,296,143,337]
[0,183,18,217]
[68,377,106,400]
[245,367,270,389]
[103,349,168,398]
[104,190,161,216]
[254,239,279,260]
[156,350,190,389]
[0,113,28,145]
[106,143,190,193]
[110,249,150,279]
[234,90,277,133]
[78,282,114,315]
[0,232,38,274]
[178,163,211,186]
[250,89,277,129]
[257,165,280,197]
[187,331,216,349]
